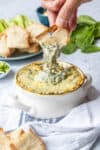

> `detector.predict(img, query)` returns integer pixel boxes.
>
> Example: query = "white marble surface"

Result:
[0,0,100,149]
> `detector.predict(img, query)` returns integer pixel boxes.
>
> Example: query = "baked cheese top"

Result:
[16,62,85,95]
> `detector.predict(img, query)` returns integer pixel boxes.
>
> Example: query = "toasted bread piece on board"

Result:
[0,34,15,57]
[6,26,30,49]
[0,128,14,150]
[27,23,48,43]
[18,43,40,53]
[8,128,46,150]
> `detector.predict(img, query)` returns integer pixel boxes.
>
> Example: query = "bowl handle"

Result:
[83,74,92,89]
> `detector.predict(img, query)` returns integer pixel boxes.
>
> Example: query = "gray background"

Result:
[0,0,100,21]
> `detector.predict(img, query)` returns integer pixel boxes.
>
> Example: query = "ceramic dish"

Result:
[15,61,92,119]
[0,51,42,61]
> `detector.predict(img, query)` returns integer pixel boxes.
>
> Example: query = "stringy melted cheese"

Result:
[16,30,85,95]
[34,36,68,85]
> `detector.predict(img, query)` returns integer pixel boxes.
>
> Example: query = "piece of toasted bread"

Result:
[53,28,69,46]
[6,26,30,49]
[0,34,15,57]
[8,128,46,150]
[0,128,15,150]
[35,27,69,47]
[35,25,58,41]
[27,43,40,53]
[27,23,48,43]
[0,128,46,150]
[7,128,25,141]
[18,43,40,53]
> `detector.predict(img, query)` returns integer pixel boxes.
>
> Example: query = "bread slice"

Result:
[0,34,15,57]
[35,26,69,47]
[35,25,58,41]
[27,23,48,43]
[6,26,30,49]
[27,43,40,53]
[8,128,46,150]
[18,43,40,53]
[0,128,16,150]
[53,28,69,46]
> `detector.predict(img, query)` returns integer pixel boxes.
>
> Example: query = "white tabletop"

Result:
[0,0,100,149]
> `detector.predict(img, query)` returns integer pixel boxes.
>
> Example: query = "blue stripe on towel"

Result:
[23,113,65,124]
[18,111,24,126]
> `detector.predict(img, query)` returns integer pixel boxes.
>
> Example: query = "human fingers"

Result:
[68,9,77,31]
[47,10,57,26]
[56,0,79,28]
[42,0,65,12]
[79,0,92,5]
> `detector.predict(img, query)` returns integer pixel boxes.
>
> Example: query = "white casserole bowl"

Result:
[15,62,92,119]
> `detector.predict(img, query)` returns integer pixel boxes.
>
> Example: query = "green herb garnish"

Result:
[63,15,100,54]
[77,15,96,25]
[0,62,9,73]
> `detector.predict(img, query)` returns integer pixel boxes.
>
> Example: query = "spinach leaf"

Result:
[62,15,100,54]
[82,44,100,53]
[63,39,77,54]
[75,25,95,49]
[62,24,95,54]
[77,15,96,25]
[94,22,100,38]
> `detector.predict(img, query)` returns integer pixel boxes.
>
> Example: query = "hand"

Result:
[42,0,92,31]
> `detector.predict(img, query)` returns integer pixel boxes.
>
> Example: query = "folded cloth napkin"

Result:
[0,90,100,150]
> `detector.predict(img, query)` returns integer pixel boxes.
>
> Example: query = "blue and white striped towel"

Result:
[0,90,100,150]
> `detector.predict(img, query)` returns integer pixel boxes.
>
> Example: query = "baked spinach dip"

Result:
[16,30,85,95]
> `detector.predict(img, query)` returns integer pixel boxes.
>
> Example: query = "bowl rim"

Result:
[15,61,86,96]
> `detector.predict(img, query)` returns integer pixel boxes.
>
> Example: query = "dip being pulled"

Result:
[16,27,85,95]
[34,28,69,84]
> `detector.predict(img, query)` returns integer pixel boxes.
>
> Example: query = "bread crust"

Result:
[18,43,40,53]
[6,25,30,49]
[0,33,15,57]
[27,23,48,43]
[0,128,46,150]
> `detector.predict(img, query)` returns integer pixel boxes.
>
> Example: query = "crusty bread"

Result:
[0,23,68,57]
[7,128,25,141]
[53,28,69,46]
[27,43,40,53]
[27,23,48,43]
[8,128,46,150]
[0,128,46,150]
[0,128,15,150]
[18,43,40,53]
[35,25,57,41]
[35,26,69,47]
[6,26,30,49]
[0,34,15,57]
